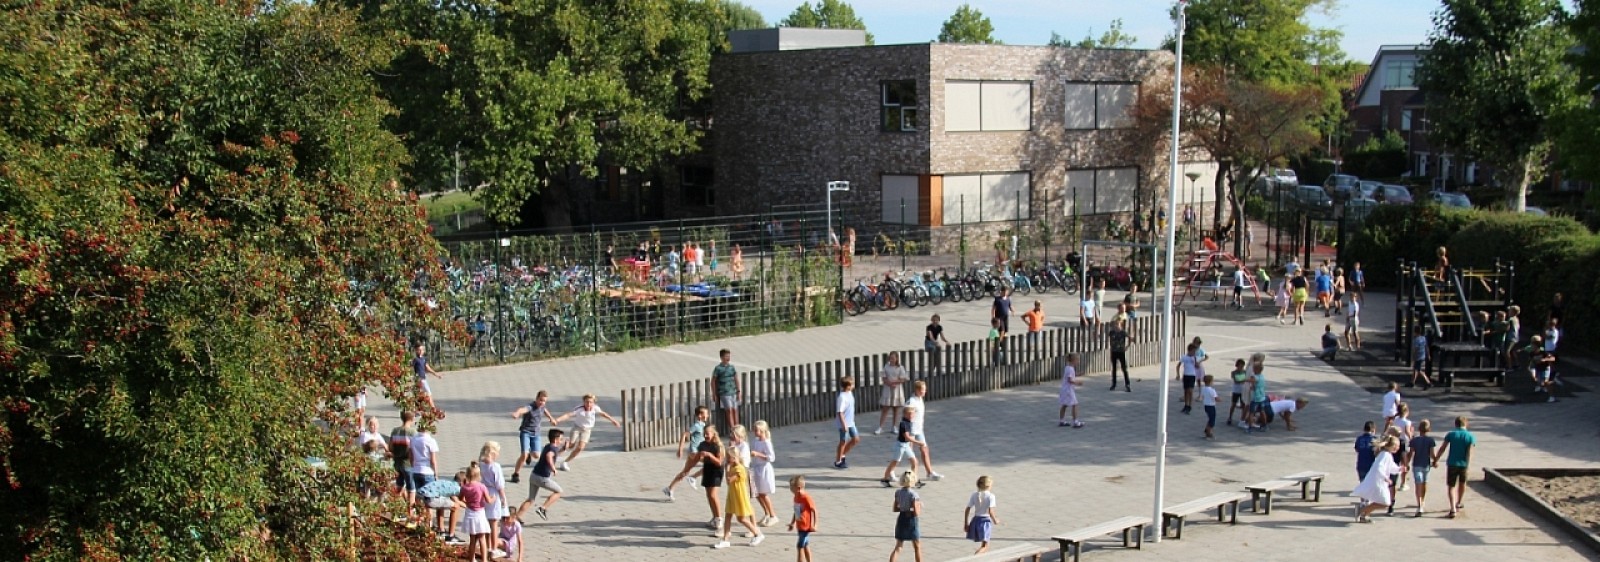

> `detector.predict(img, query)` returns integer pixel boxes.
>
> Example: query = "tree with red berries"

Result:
[0,1,447,559]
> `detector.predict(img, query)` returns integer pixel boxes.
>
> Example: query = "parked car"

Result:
[1293,184,1335,217]
[1323,174,1360,199]
[1271,168,1299,186]
[1376,184,1414,205]
[1428,191,1472,208]
[1343,196,1380,222]
[1355,181,1382,200]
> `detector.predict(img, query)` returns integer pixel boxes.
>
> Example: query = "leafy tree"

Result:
[356,0,723,229]
[1420,0,1580,211]
[0,1,445,560]
[1554,0,1600,201]
[1077,19,1138,49]
[779,0,874,44]
[1168,0,1355,248]
[937,4,999,44]
[719,0,769,31]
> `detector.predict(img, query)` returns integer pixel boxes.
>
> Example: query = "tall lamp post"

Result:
[1152,0,1189,543]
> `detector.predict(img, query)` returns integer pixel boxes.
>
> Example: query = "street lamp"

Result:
[826,181,850,253]
[1152,0,1189,544]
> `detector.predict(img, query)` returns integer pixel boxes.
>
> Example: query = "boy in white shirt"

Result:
[553,393,620,471]
[904,381,943,480]
[1343,293,1362,350]
[1200,375,1219,439]
[1381,382,1402,432]
[833,377,860,469]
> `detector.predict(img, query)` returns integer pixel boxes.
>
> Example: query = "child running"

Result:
[889,471,924,562]
[1381,382,1402,431]
[1354,435,1403,523]
[963,476,1001,555]
[833,377,861,469]
[553,393,621,471]
[1200,375,1218,439]
[514,428,566,523]
[749,420,780,527]
[788,476,818,562]
[1226,359,1248,427]
[663,406,710,500]
[1057,353,1084,428]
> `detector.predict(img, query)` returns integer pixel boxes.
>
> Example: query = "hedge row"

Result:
[1344,205,1598,344]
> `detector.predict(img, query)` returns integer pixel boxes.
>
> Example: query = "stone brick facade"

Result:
[712,43,1176,254]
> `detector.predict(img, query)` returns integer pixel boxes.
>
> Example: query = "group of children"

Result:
[1354,384,1478,521]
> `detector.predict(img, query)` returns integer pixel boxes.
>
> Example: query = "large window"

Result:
[682,166,713,207]
[881,175,920,224]
[1385,61,1417,89]
[881,80,919,132]
[1063,82,1138,129]
[1064,167,1137,215]
[941,172,1030,224]
[1401,109,1412,131]
[944,81,1033,132]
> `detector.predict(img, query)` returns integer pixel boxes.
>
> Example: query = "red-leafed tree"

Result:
[0,1,448,559]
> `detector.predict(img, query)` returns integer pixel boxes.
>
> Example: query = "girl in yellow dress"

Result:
[712,425,764,548]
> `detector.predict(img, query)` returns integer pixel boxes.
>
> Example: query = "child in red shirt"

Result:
[787,475,818,562]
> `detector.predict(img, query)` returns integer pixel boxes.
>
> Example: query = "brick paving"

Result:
[369,284,1600,562]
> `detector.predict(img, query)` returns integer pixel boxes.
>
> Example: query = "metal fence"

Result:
[419,208,846,370]
[619,312,1186,451]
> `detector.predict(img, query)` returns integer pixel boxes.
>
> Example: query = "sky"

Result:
[739,0,1445,64]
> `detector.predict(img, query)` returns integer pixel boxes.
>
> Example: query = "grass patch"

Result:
[422,191,484,223]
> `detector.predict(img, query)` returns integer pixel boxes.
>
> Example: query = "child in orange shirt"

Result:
[787,475,818,562]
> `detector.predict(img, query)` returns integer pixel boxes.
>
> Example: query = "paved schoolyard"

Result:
[369,289,1600,561]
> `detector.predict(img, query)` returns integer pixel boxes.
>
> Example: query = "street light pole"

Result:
[1152,0,1187,543]
[826,181,850,258]
[1184,172,1201,253]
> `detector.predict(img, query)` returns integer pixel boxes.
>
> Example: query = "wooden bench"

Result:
[1161,491,1249,539]
[1441,368,1504,387]
[1244,480,1298,514]
[944,543,1049,562]
[1282,471,1329,502]
[1051,516,1151,562]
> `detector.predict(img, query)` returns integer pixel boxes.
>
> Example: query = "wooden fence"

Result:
[619,312,1185,451]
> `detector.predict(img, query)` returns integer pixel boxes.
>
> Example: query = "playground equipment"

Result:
[1394,259,1517,387]
[1174,248,1262,306]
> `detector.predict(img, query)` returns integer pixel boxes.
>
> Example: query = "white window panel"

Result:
[1094,168,1137,213]
[1063,83,1096,129]
[941,174,982,225]
[881,175,920,224]
[980,81,1032,131]
[944,81,982,132]
[1096,84,1137,129]
[982,172,1029,222]
[1065,170,1096,215]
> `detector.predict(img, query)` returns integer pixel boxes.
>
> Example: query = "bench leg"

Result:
[1250,491,1263,513]
[1263,491,1274,515]
[1228,500,1240,524]
[1135,524,1144,549]
[1301,481,1310,500]
[1122,527,1132,548]
[1215,504,1225,523]
[1313,479,1323,502]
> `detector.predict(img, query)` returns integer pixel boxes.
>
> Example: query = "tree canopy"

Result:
[1420,0,1579,211]
[1051,18,1138,49]
[779,0,874,43]
[355,0,724,228]
[937,4,1000,44]
[0,1,444,559]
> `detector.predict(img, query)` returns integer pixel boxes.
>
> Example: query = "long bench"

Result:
[1161,491,1249,539]
[1051,516,1151,562]
[944,543,1049,562]
[1245,471,1328,514]
[1441,368,1504,387]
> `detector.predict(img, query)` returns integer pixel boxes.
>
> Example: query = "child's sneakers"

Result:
[508,473,520,484]
[1072,420,1085,428]
[707,517,722,529]
[1058,420,1070,427]
[711,541,731,549]
[927,473,944,481]
[688,478,700,491]
[662,486,675,501]
[749,534,765,547]
[535,507,550,521]
[880,478,893,488]
[559,461,571,471]
[873,427,884,435]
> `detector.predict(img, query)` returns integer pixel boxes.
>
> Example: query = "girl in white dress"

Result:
[1354,435,1403,522]
[749,420,779,527]
[1057,354,1083,427]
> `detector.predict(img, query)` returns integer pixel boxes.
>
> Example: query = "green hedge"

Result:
[1344,205,1599,343]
